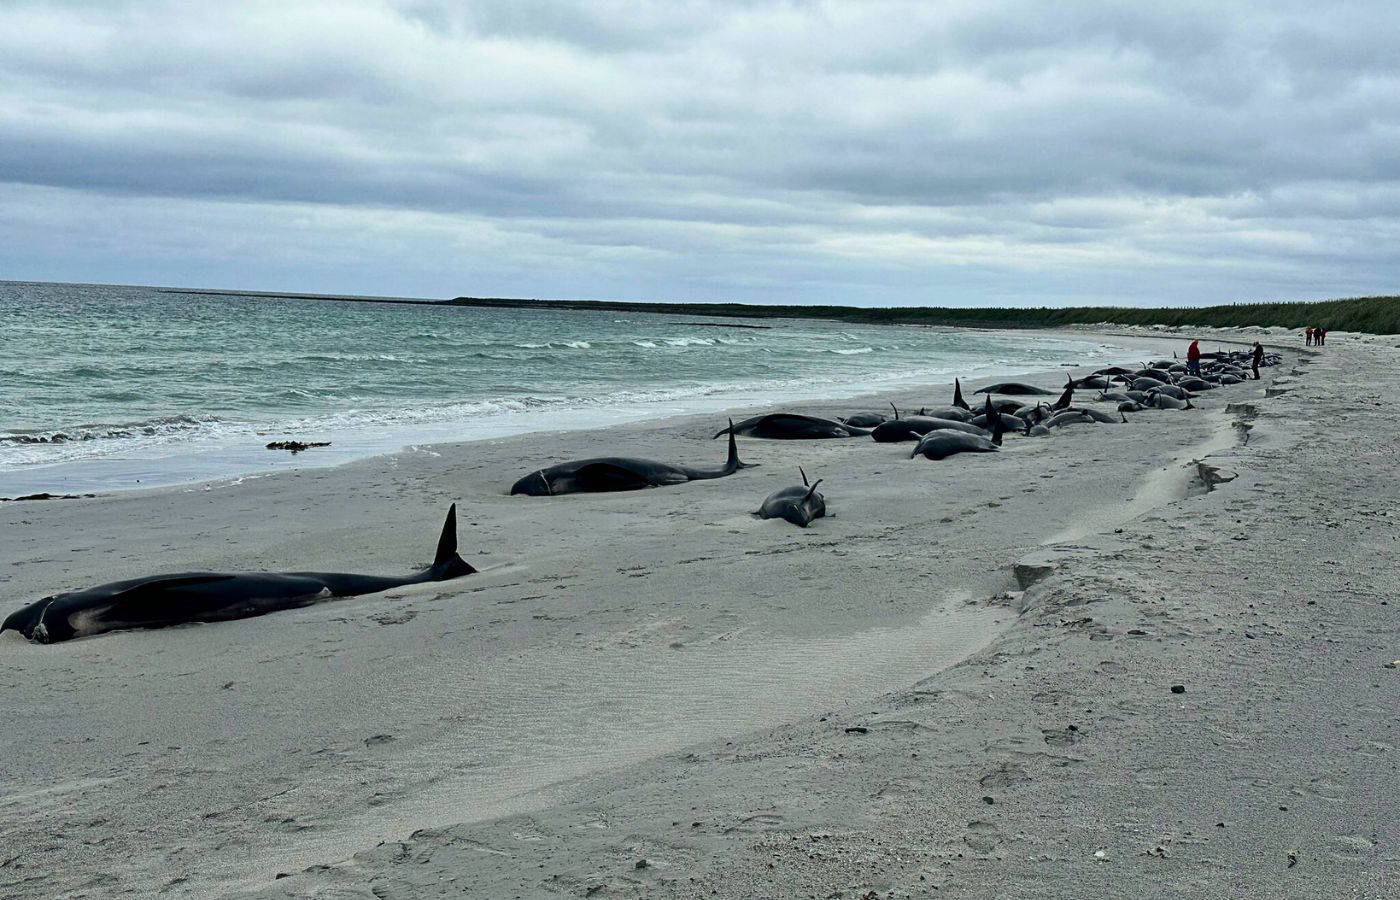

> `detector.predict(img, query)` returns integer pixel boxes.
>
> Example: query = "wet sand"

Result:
[2,328,1393,899]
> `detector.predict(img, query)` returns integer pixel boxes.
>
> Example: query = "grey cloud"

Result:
[1,0,1399,305]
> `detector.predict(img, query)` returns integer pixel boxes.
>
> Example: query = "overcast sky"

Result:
[2,1,1398,306]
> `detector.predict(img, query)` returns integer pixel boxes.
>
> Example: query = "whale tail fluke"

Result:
[432,503,477,579]
[799,465,809,486]
[804,478,824,502]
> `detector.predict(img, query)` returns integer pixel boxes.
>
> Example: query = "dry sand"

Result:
[1,329,1394,898]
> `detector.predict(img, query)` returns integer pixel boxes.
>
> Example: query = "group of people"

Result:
[1305,326,1328,346]
[1186,339,1266,380]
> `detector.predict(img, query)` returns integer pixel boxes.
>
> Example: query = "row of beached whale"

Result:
[2,348,1274,644]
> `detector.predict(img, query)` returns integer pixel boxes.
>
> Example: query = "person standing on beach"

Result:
[1305,326,1314,346]
[1186,339,1202,377]
[1252,342,1264,379]
[1318,326,1327,346]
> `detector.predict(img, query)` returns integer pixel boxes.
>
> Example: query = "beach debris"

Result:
[844,726,869,735]
[1170,684,1187,694]
[266,440,331,453]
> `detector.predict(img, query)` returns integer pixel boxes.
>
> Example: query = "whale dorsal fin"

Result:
[434,503,458,567]
[430,503,477,577]
[799,466,809,487]
[725,420,751,470]
[984,395,1005,446]
[805,478,824,501]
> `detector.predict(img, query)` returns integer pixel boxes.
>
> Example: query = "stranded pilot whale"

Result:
[511,425,750,495]
[1,504,476,644]
[756,467,827,527]
[714,413,871,439]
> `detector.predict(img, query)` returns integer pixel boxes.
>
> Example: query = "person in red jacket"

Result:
[1186,339,1201,376]
[1305,326,1314,346]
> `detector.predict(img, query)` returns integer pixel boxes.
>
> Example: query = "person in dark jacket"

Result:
[1251,342,1264,379]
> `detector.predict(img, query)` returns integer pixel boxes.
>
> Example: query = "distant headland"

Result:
[158,287,1400,334]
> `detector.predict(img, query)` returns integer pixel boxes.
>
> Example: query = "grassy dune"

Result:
[448,294,1400,334]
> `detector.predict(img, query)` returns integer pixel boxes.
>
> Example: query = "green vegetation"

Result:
[448,294,1400,334]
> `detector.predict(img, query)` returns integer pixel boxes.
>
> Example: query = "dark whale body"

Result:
[910,431,1000,460]
[511,427,750,496]
[872,416,988,443]
[2,505,476,644]
[840,412,888,428]
[757,468,827,527]
[974,382,1056,396]
[715,414,870,439]
[912,397,1005,459]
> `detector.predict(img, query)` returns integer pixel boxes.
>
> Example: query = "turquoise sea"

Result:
[0,282,1156,494]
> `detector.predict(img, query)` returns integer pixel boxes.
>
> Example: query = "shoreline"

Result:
[0,326,1183,499]
[5,327,1386,900]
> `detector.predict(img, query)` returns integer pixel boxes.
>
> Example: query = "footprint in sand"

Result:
[1290,777,1345,801]
[724,812,784,834]
[1042,725,1081,747]
[963,820,1001,853]
[371,609,418,626]
[1330,833,1375,860]
[979,763,1031,789]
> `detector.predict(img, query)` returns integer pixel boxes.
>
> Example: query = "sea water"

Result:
[0,281,1155,493]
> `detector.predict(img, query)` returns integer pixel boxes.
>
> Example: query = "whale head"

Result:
[509,470,554,497]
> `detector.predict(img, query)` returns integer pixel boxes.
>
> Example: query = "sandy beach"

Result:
[1,327,1394,899]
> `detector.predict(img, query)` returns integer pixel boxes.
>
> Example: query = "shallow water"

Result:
[1,281,1155,493]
